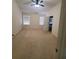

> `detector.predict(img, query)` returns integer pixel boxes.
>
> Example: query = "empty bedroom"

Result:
[12,0,66,59]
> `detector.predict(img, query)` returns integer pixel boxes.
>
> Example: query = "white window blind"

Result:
[39,17,44,25]
[23,15,30,25]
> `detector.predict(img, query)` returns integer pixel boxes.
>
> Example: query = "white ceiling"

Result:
[15,0,61,14]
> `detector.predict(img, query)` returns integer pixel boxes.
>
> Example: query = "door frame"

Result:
[56,0,66,59]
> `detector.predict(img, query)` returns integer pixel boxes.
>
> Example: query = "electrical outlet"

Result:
[56,48,58,53]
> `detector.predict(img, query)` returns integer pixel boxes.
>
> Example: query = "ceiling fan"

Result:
[31,0,44,7]
[24,0,44,7]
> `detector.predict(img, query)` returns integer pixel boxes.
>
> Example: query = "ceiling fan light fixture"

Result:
[34,4,40,7]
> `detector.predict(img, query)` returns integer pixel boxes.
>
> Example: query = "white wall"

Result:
[12,0,22,35]
[46,2,62,37]
[43,17,49,31]
[30,14,40,29]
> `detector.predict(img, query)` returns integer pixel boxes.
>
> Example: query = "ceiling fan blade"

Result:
[32,0,36,3]
[36,0,40,4]
[40,0,43,3]
[40,4,44,7]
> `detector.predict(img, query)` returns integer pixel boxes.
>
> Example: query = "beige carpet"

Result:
[12,28,57,59]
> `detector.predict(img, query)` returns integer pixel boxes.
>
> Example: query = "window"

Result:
[39,17,44,25]
[23,15,30,25]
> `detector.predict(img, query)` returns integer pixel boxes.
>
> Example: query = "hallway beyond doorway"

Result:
[13,28,57,59]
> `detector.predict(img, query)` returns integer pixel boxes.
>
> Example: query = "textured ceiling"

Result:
[15,0,61,14]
